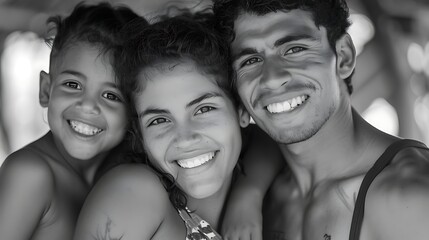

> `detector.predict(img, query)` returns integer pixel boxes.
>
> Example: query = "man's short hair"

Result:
[213,0,354,94]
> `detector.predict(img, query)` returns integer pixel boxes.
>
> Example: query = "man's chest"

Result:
[262,175,364,240]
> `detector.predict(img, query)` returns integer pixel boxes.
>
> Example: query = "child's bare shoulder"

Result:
[1,145,55,186]
[0,144,55,210]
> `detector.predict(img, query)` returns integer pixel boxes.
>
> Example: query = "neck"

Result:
[279,106,385,195]
[186,173,233,230]
[47,131,107,186]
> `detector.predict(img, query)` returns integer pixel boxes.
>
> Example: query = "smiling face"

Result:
[135,61,242,199]
[41,43,127,160]
[231,10,343,144]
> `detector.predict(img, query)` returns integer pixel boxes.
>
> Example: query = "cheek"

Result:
[142,137,166,169]
[109,108,128,127]
[236,67,260,88]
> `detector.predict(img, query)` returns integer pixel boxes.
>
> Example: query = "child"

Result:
[73,11,283,240]
[0,3,140,240]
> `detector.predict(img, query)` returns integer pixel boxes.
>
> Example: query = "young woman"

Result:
[74,11,281,240]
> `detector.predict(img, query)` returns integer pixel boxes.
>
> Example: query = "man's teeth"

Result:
[69,120,103,136]
[177,152,216,169]
[267,95,308,114]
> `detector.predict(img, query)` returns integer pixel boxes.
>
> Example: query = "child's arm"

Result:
[0,150,53,240]
[221,124,284,240]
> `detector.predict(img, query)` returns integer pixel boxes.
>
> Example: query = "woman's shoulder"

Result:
[75,164,175,239]
[93,163,169,201]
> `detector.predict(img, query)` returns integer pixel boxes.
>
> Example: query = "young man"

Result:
[213,0,429,240]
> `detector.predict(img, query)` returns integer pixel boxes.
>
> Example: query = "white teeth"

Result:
[69,120,103,136]
[291,98,297,108]
[177,152,216,169]
[267,95,308,114]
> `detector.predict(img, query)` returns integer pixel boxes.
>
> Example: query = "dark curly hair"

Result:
[114,11,236,210]
[46,1,140,76]
[213,0,354,94]
[45,2,143,177]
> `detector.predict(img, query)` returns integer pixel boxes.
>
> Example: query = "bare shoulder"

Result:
[370,144,429,193]
[85,163,171,214]
[1,146,55,194]
[0,146,55,238]
[74,164,172,240]
[93,163,169,197]
[364,145,429,240]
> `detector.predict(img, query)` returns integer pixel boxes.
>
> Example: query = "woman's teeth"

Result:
[177,151,216,169]
[267,95,308,114]
[69,120,103,136]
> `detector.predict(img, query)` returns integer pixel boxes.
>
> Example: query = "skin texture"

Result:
[73,61,246,240]
[137,62,243,200]
[230,9,429,240]
[0,43,127,240]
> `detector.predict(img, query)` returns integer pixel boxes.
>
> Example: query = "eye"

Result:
[102,92,122,102]
[240,57,262,67]
[64,81,81,89]
[285,46,306,55]
[195,106,216,115]
[148,118,170,126]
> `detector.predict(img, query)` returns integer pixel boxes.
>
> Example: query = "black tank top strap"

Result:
[349,139,428,240]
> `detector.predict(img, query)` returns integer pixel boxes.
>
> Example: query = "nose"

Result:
[173,126,203,150]
[259,58,292,90]
[76,94,101,115]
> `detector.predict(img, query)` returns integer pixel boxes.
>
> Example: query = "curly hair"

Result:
[45,2,143,177]
[114,11,236,210]
[213,0,354,94]
[46,2,140,75]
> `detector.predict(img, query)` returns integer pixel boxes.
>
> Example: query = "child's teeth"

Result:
[69,120,102,136]
[177,152,215,169]
[267,95,308,114]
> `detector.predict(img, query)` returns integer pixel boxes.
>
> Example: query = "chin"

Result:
[186,182,223,199]
[66,146,100,160]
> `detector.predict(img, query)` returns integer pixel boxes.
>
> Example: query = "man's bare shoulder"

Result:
[364,145,429,240]
[370,144,429,192]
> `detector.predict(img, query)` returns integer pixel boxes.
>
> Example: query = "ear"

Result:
[39,71,51,108]
[336,33,356,80]
[238,104,250,128]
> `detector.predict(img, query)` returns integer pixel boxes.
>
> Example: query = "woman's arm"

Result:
[74,164,170,240]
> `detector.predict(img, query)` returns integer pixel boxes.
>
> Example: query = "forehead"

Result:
[52,43,112,76]
[135,62,223,102]
[232,9,321,51]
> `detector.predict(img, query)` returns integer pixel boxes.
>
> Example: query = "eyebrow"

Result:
[60,70,120,89]
[139,92,222,118]
[186,92,222,108]
[60,70,86,79]
[139,108,170,118]
[233,34,319,61]
[274,34,318,47]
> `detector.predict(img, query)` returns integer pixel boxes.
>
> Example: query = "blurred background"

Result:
[0,0,428,164]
